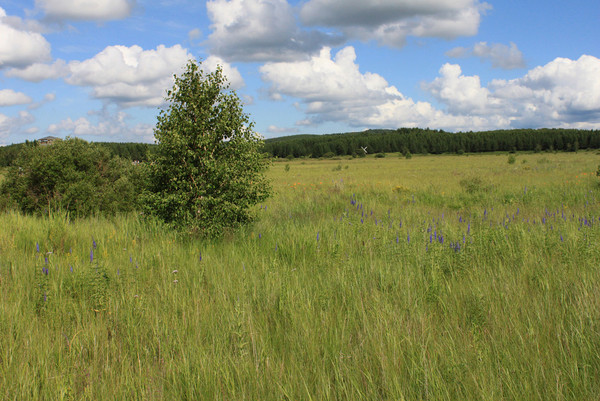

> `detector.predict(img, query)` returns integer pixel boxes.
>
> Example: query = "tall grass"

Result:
[1,151,599,400]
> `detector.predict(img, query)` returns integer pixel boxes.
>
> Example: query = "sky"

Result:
[0,0,599,145]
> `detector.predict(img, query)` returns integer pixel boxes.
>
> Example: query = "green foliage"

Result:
[2,153,600,399]
[508,154,516,164]
[142,59,270,237]
[263,128,600,158]
[459,175,493,194]
[0,138,140,217]
[375,152,386,158]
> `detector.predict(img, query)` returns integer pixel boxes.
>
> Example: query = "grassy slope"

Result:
[1,152,599,400]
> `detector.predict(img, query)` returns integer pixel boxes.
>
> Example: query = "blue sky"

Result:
[0,0,599,145]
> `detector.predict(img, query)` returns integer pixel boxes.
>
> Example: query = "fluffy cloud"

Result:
[0,7,52,68]
[4,59,69,81]
[260,46,475,129]
[0,89,33,106]
[424,55,600,128]
[0,110,36,144]
[66,44,192,107]
[447,42,525,69]
[203,55,245,90]
[261,47,600,131]
[35,0,135,21]
[206,0,342,62]
[47,108,154,142]
[423,63,495,115]
[300,0,487,47]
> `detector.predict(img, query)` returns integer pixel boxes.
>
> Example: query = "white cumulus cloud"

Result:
[4,59,70,82]
[262,47,600,131]
[423,63,495,115]
[47,108,154,142]
[0,7,52,68]
[423,55,600,128]
[447,41,525,69]
[206,0,342,62]
[0,110,36,144]
[0,89,33,106]
[259,46,486,130]
[300,0,488,48]
[66,44,193,107]
[35,0,135,22]
[203,55,245,90]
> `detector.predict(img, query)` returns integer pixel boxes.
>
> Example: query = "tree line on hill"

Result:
[0,141,155,167]
[262,128,600,158]
[1,128,598,167]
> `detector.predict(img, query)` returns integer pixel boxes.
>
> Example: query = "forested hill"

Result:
[0,141,155,167]
[263,128,600,158]
[2,128,599,166]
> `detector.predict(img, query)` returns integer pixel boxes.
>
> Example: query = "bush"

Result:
[375,153,385,158]
[459,176,493,194]
[0,138,140,217]
[142,59,271,237]
[508,154,516,164]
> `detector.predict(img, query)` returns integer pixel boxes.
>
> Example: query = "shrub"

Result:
[142,59,271,237]
[459,176,493,194]
[375,153,385,158]
[0,138,139,217]
[508,154,516,164]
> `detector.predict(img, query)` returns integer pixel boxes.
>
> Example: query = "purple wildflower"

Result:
[36,242,40,253]
[90,249,93,263]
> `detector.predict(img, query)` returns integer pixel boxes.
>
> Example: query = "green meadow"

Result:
[1,151,600,400]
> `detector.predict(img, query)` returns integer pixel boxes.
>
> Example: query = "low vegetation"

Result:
[1,151,599,400]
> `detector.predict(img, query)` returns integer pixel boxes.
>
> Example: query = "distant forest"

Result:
[0,141,154,167]
[263,128,600,158]
[1,128,599,166]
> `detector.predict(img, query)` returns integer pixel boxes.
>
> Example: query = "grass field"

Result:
[1,151,600,400]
